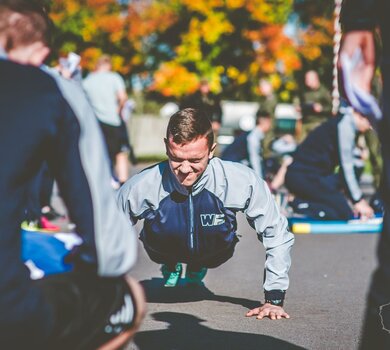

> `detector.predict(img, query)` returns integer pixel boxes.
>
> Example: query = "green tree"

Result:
[126,0,299,100]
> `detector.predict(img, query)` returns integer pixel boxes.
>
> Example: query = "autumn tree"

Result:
[126,0,300,100]
[294,0,335,88]
[49,0,133,74]
[48,0,336,102]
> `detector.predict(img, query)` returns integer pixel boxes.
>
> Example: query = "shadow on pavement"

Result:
[134,312,306,350]
[140,278,259,310]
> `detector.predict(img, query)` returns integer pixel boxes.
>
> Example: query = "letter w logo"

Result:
[200,214,225,227]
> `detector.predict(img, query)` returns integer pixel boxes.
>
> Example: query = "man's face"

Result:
[199,82,210,95]
[305,71,320,89]
[165,136,216,188]
[261,117,272,133]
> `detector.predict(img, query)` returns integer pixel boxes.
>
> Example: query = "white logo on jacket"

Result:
[200,214,225,226]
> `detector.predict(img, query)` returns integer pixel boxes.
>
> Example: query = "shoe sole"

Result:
[97,276,146,350]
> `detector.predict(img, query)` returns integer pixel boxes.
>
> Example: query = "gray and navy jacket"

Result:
[0,59,137,337]
[288,107,364,203]
[118,158,294,299]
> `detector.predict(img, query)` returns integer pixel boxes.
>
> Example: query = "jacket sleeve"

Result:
[243,172,294,297]
[247,130,263,178]
[341,0,380,31]
[48,77,137,277]
[338,112,363,203]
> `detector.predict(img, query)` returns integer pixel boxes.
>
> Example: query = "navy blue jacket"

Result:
[118,158,294,296]
[0,60,135,342]
[288,109,363,202]
[221,131,250,162]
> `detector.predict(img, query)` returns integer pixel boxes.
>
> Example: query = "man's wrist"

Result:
[353,196,364,205]
[264,289,286,307]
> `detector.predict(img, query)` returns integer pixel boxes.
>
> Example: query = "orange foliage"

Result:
[96,15,124,42]
[298,16,334,61]
[127,2,178,44]
[247,25,301,76]
[152,62,199,98]
[86,0,116,8]
[80,47,103,71]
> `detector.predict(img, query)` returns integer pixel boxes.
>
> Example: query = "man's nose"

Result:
[179,161,191,173]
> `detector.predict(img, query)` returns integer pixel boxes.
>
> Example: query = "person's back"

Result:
[83,70,124,126]
[221,110,271,178]
[0,57,142,349]
[221,131,250,162]
[288,116,340,174]
[286,107,373,220]
[83,56,130,184]
[0,2,144,347]
[0,62,62,333]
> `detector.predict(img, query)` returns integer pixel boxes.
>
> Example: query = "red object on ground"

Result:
[39,216,60,232]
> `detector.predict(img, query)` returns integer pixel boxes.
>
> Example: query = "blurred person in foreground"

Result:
[118,108,294,320]
[0,1,145,348]
[83,55,131,186]
[341,0,390,348]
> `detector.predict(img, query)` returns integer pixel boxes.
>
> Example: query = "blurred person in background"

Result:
[83,55,131,186]
[180,78,223,134]
[0,1,145,348]
[258,78,279,161]
[221,109,272,178]
[341,0,390,348]
[258,78,278,119]
[299,70,332,141]
[364,128,384,213]
[121,98,138,166]
[285,103,374,221]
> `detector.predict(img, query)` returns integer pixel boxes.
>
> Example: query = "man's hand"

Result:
[313,102,323,113]
[339,30,375,93]
[246,303,290,320]
[354,198,374,220]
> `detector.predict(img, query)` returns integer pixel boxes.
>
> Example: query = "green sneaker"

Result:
[185,267,207,286]
[21,220,39,231]
[161,263,182,287]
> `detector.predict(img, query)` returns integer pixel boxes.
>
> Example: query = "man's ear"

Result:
[209,143,217,159]
[30,43,50,66]
[164,138,169,155]
[8,41,50,66]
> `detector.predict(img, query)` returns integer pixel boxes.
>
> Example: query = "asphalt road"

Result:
[51,164,379,350]
[127,213,379,350]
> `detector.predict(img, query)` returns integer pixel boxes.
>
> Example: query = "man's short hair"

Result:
[0,0,51,51]
[167,108,214,149]
[255,109,271,125]
[96,55,112,69]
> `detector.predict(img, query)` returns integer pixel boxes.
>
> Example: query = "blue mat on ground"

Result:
[288,217,383,234]
[22,228,82,278]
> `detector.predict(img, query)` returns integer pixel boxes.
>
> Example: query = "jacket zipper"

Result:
[188,190,195,252]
